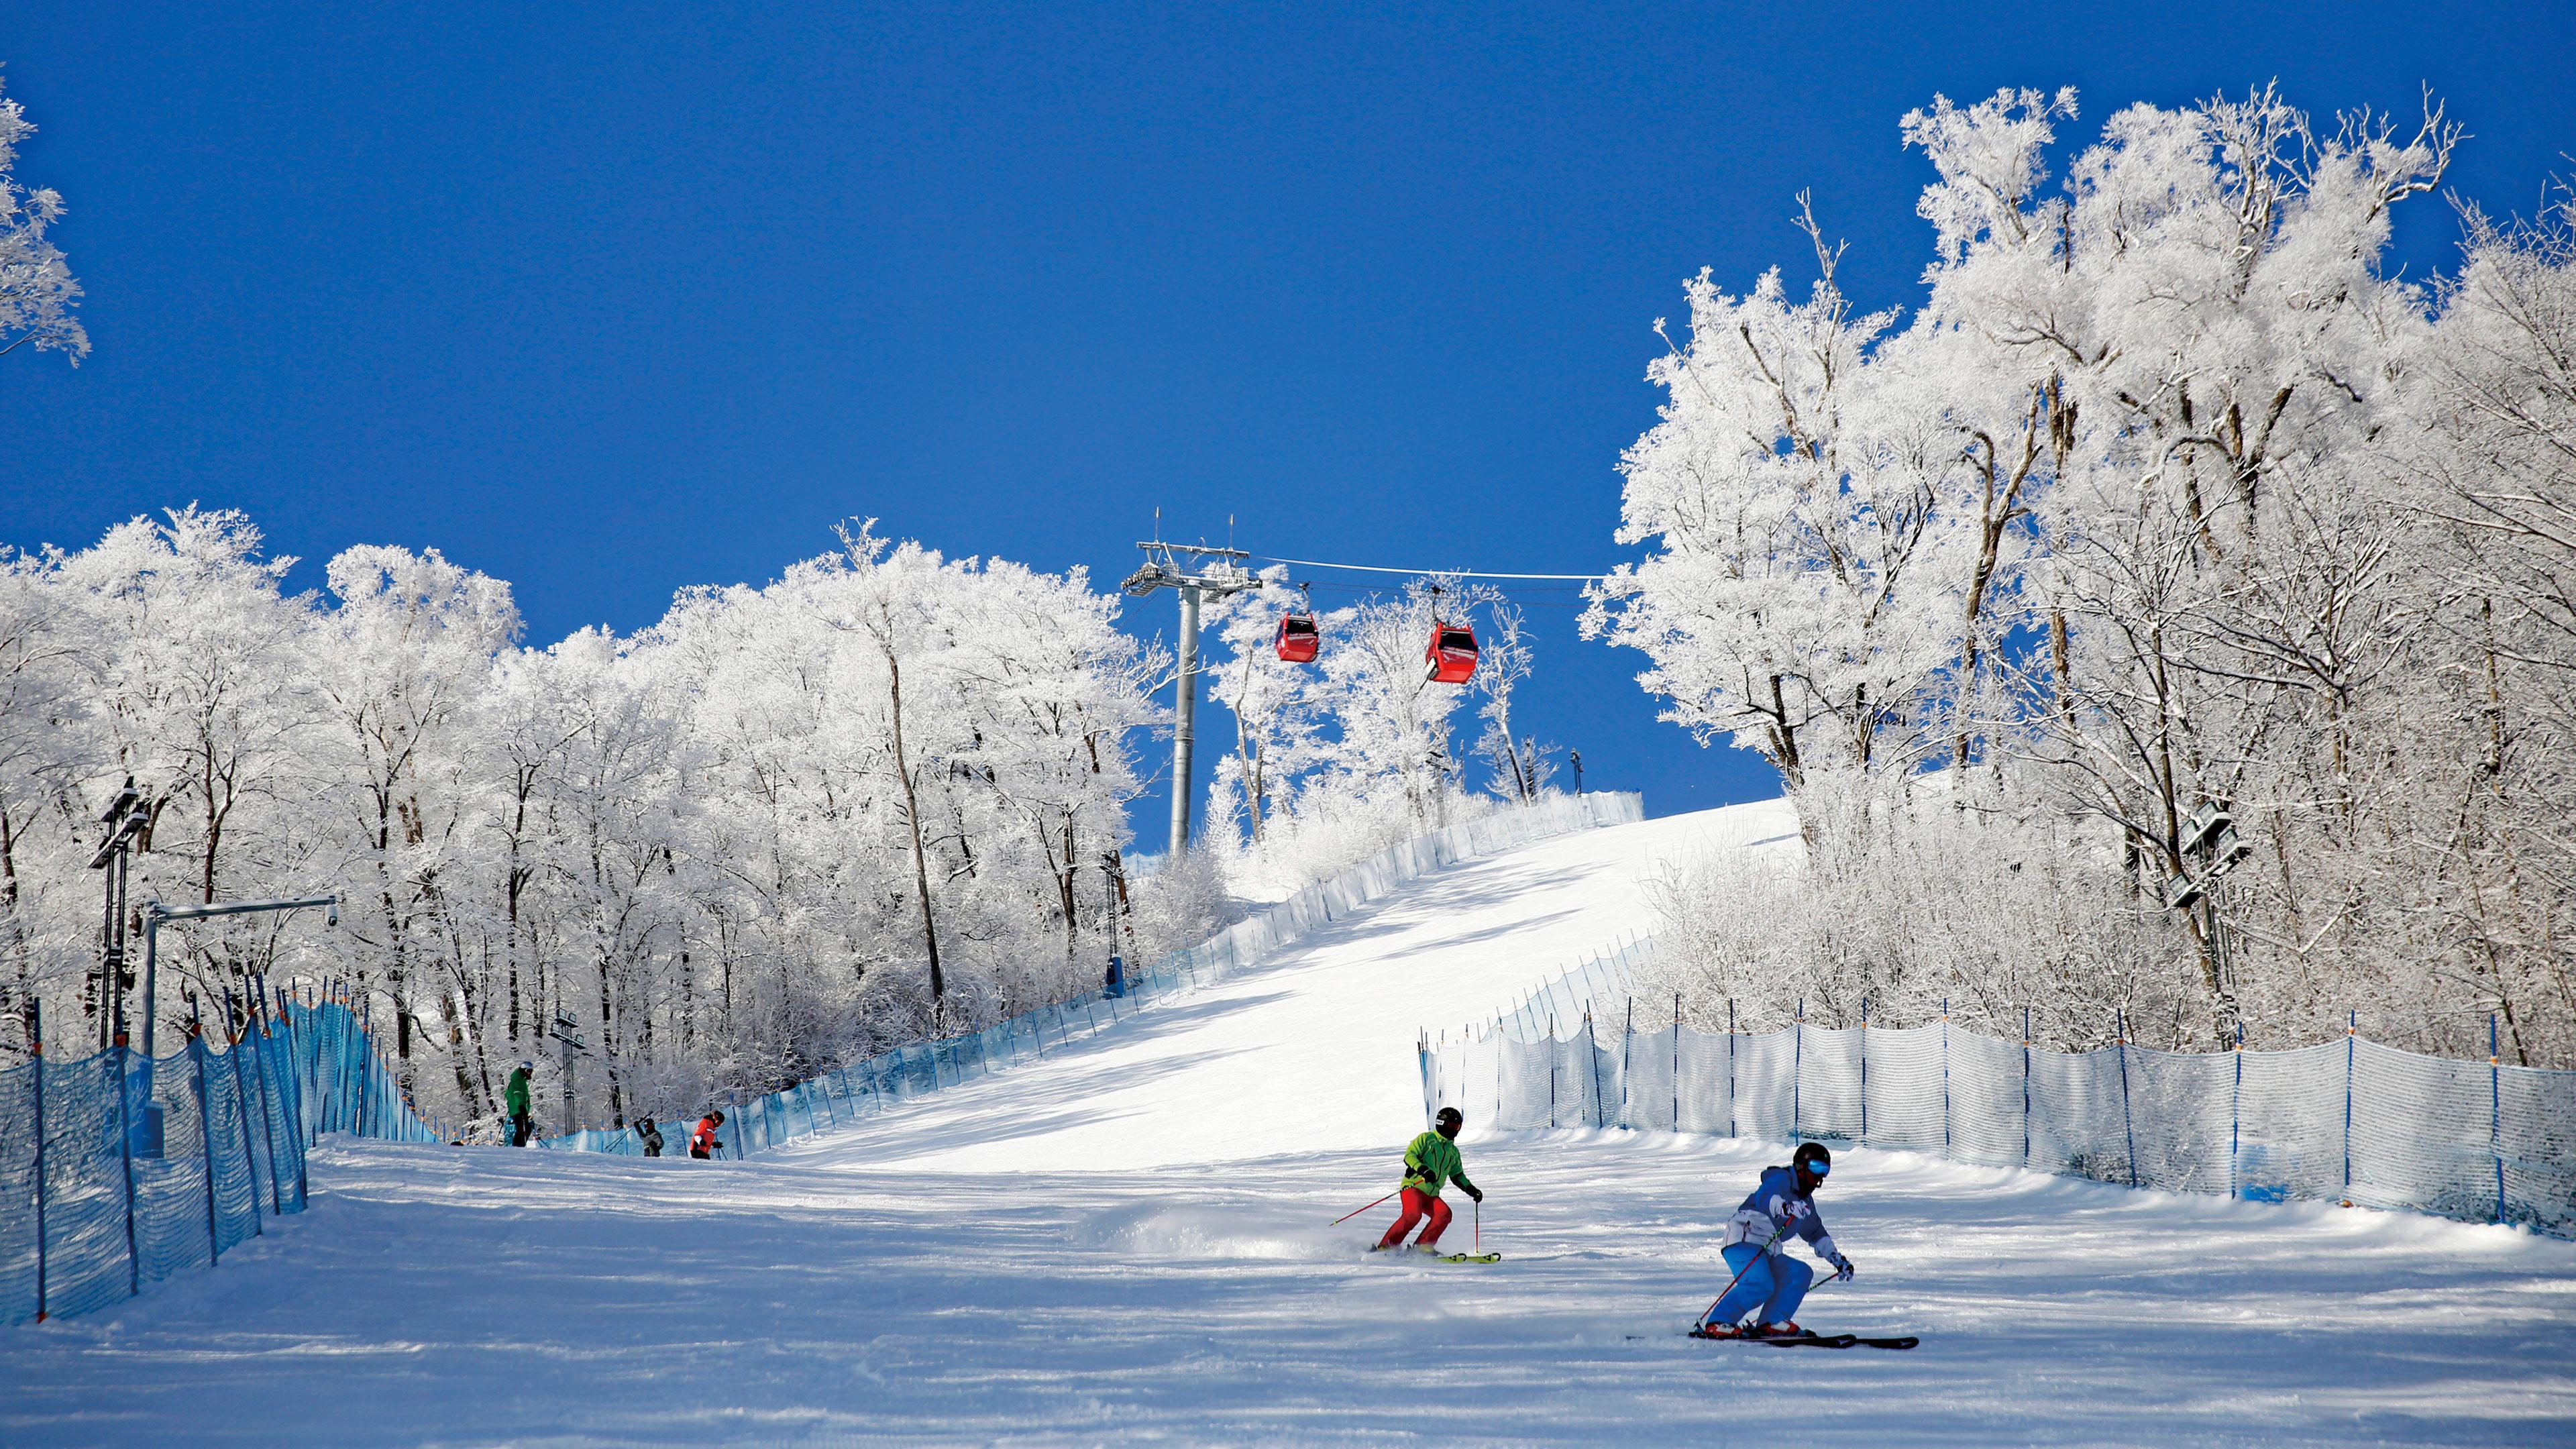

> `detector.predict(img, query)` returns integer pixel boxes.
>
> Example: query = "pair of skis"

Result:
[1371,1245,1500,1264]
[1685,1326,1917,1350]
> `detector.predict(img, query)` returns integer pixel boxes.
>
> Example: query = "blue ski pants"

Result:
[1707,1244,1813,1328]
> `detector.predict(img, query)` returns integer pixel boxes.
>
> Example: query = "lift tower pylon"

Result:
[1121,536,1260,857]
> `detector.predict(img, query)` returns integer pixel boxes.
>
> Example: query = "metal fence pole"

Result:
[2342,1010,2355,1207]
[2483,1010,2504,1222]
[190,1028,221,1263]
[245,998,284,1215]
[1586,1012,1606,1128]
[116,1044,142,1297]
[1792,1000,1805,1142]
[1548,1016,1557,1129]
[1727,999,1736,1139]
[1941,998,1951,1158]
[1620,998,1632,1130]
[2021,1006,2033,1169]
[30,1002,46,1321]
[1859,996,1869,1144]
[221,1004,264,1239]
[2116,1010,2137,1189]
[2229,1021,2245,1201]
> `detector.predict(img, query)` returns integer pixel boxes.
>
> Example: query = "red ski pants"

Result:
[1376,1188,1452,1249]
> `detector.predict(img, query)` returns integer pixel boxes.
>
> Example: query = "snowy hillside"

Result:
[6,801,2571,1447]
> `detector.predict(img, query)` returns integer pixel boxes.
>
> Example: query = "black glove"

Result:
[1464,1184,1484,1203]
[1829,1252,1854,1282]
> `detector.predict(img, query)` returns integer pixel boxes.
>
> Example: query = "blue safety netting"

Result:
[1,996,443,1326]
[3,794,1645,1324]
[1424,957,2576,1237]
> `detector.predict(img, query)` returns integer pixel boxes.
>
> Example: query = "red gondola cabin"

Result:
[1423,621,1478,684]
[1275,613,1320,663]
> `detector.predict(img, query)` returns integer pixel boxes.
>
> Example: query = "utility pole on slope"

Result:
[1121,529,1260,857]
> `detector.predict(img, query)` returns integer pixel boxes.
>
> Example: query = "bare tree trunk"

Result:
[885,647,946,1028]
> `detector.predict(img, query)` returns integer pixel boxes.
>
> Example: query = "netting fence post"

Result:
[1941,998,1951,1158]
[245,996,284,1214]
[1859,996,1869,1144]
[1585,1012,1607,1128]
[1547,1016,1557,1129]
[2020,1007,2032,1171]
[2342,1010,2355,1207]
[1792,1000,1804,1142]
[223,1006,263,1238]
[1727,999,1736,1139]
[116,1042,141,1296]
[2229,1021,2244,1201]
[1620,998,1632,1130]
[2483,1010,2504,1222]
[30,1002,46,1322]
[2116,1009,2137,1189]
[190,1026,220,1263]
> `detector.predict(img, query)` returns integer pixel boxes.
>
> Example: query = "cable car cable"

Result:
[1258,555,1607,582]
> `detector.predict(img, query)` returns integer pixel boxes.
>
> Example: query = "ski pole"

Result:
[1329,1189,1401,1227]
[1698,1222,1787,1327]
[1474,1197,1481,1251]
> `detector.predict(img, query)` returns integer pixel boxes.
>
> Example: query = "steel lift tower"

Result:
[1122,536,1260,856]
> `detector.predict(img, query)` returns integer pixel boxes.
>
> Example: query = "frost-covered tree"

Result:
[0,72,85,366]
[0,511,1216,1130]
[1603,86,2574,1063]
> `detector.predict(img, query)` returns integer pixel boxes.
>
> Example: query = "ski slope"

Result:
[7,802,2573,1448]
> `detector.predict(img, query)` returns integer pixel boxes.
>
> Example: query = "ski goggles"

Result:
[1804,1159,1830,1179]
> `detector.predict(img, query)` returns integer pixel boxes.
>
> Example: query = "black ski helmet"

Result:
[1793,1142,1832,1175]
[1436,1107,1464,1133]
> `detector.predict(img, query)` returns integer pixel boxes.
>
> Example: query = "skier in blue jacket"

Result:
[1697,1142,1854,1339]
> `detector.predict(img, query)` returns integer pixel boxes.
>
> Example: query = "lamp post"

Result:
[1120,533,1260,856]
[89,777,151,1052]
[140,894,339,1060]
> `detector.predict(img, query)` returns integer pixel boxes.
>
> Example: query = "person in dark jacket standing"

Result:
[634,1117,663,1157]
[690,1110,725,1159]
[504,1061,535,1146]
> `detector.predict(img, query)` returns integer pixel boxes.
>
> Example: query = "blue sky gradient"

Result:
[6,4,2569,841]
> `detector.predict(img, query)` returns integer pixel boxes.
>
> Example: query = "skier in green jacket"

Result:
[1375,1106,1482,1251]
[504,1061,535,1146]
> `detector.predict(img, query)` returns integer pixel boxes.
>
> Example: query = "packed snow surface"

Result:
[7,802,2573,1447]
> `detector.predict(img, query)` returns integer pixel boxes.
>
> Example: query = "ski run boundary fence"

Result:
[548,792,1644,1159]
[5,791,1642,1324]
[1422,945,2576,1238]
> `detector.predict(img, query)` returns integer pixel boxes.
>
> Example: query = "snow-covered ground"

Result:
[7,802,2573,1447]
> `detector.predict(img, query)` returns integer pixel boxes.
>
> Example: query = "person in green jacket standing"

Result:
[504,1060,535,1146]
[1375,1106,1482,1251]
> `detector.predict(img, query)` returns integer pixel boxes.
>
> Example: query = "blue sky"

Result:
[6,4,2570,845]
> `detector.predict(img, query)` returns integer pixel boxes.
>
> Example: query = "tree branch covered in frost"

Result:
[1600,87,2573,1064]
[0,511,1220,1130]
[0,72,85,364]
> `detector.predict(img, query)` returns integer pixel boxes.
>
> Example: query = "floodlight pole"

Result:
[89,777,149,1053]
[141,895,339,1059]
[1121,537,1260,856]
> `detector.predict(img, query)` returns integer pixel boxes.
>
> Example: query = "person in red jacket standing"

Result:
[690,1110,726,1160]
